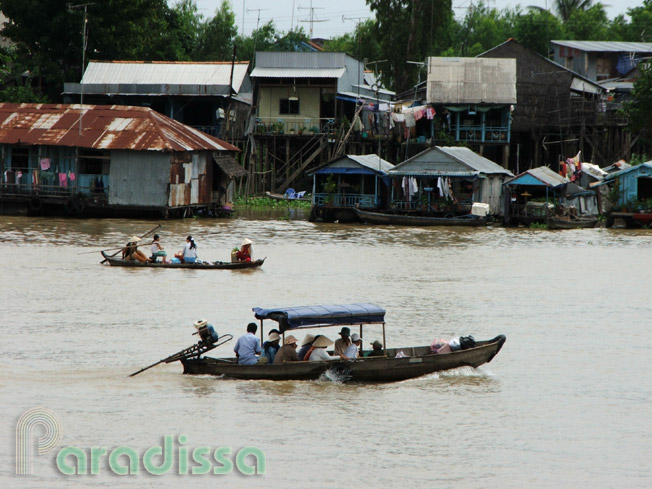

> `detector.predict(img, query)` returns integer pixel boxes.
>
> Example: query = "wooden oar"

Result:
[99,224,162,264]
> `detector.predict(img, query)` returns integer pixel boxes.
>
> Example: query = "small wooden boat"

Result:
[353,207,487,227]
[101,251,265,270]
[547,216,598,229]
[265,191,311,202]
[179,303,506,382]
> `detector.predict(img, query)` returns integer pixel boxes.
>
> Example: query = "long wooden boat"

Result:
[101,251,265,270]
[353,207,487,227]
[547,216,598,229]
[179,303,506,382]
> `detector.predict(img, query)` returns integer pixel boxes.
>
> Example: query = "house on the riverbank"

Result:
[63,60,253,141]
[307,153,394,222]
[594,161,652,227]
[387,146,514,217]
[0,102,241,218]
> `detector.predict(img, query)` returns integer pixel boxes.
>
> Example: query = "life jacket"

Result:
[303,346,316,361]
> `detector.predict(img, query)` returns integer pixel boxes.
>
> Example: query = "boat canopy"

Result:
[252,303,386,332]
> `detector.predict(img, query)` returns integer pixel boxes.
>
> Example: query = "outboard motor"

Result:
[193,319,218,346]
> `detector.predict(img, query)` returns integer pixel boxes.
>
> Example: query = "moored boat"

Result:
[101,251,265,270]
[353,207,487,226]
[179,303,506,382]
[547,216,598,229]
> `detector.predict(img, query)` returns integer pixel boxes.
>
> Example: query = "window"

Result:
[77,149,110,175]
[279,98,299,115]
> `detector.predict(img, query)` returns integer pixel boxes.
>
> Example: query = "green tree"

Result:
[552,0,594,22]
[0,0,188,101]
[323,20,382,65]
[456,2,514,56]
[621,0,652,42]
[235,21,278,63]
[196,0,238,60]
[625,62,652,144]
[512,7,564,56]
[367,0,453,92]
[563,4,610,40]
[167,0,204,60]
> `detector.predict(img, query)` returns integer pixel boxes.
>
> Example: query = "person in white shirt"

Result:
[343,333,362,359]
[309,336,348,362]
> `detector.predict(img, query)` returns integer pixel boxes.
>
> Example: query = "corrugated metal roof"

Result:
[505,166,569,187]
[601,161,652,181]
[346,154,394,174]
[80,61,250,92]
[308,154,394,176]
[390,146,513,176]
[551,41,652,53]
[250,67,346,79]
[255,51,347,69]
[426,57,517,104]
[0,103,239,152]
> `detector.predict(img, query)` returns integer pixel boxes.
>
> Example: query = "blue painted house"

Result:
[308,154,394,222]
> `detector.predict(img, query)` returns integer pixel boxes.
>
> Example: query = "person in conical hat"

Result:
[274,335,300,363]
[308,335,349,362]
[236,238,253,262]
[122,235,148,262]
[297,333,316,361]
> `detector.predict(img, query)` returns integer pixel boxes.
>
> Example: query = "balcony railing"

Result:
[313,193,379,208]
[454,124,509,143]
[254,117,337,135]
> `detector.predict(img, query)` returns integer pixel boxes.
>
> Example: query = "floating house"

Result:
[594,161,652,227]
[387,146,514,217]
[504,166,598,226]
[308,154,394,222]
[0,103,241,217]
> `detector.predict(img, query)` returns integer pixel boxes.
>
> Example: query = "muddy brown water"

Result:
[1,211,650,488]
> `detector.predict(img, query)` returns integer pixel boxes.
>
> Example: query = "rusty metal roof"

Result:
[213,153,247,177]
[0,103,239,152]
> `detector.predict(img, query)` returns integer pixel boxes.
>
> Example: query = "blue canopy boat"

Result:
[180,304,506,382]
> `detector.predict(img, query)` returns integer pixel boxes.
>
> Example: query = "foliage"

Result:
[629,153,650,166]
[196,0,237,60]
[624,62,652,144]
[323,174,338,195]
[551,0,594,22]
[235,21,278,62]
[512,8,564,56]
[563,5,611,40]
[323,19,382,65]
[233,195,310,209]
[367,0,454,92]
[529,222,548,229]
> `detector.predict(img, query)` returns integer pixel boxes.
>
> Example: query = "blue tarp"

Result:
[252,303,386,332]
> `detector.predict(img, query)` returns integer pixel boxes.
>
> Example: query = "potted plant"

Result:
[323,175,337,206]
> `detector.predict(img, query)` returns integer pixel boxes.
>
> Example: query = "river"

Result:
[1,211,650,488]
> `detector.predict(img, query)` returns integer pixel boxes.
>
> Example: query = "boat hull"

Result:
[547,217,597,229]
[181,335,506,382]
[101,252,265,270]
[353,208,487,226]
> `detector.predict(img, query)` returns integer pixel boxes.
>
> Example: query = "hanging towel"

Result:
[40,157,51,170]
[68,171,76,181]
[59,172,68,187]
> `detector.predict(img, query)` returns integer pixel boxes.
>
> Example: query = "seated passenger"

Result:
[234,323,262,365]
[236,238,253,262]
[343,333,362,359]
[174,235,198,263]
[274,335,300,363]
[122,236,149,262]
[297,334,316,361]
[366,340,385,357]
[262,331,281,364]
[309,336,348,362]
[334,327,352,356]
[150,234,168,263]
